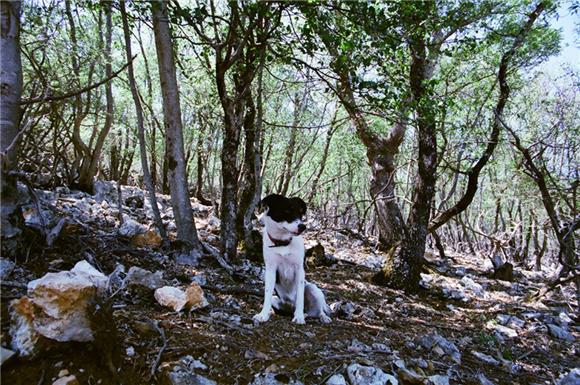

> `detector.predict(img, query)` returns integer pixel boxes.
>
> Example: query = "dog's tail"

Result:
[273,301,295,317]
[324,303,331,315]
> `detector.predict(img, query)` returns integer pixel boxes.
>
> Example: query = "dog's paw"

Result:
[319,313,332,324]
[253,312,270,323]
[292,314,306,324]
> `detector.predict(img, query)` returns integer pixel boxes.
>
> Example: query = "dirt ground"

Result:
[1,189,577,385]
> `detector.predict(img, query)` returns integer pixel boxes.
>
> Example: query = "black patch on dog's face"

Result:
[261,194,306,223]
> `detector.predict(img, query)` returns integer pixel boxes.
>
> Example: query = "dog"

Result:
[253,194,331,324]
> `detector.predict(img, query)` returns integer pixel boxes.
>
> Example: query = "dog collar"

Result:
[267,232,292,247]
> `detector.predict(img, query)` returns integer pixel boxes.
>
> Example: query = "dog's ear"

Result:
[290,197,307,216]
[260,194,281,212]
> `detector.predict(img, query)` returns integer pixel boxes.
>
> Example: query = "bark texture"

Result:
[151,0,201,249]
[374,3,439,290]
[0,0,23,239]
[120,0,167,241]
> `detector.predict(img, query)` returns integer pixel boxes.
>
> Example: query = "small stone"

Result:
[186,283,209,310]
[52,375,79,385]
[460,276,485,297]
[179,355,208,371]
[347,363,398,385]
[0,347,15,365]
[175,249,202,266]
[245,349,270,360]
[419,273,435,289]
[471,351,499,366]
[155,286,187,312]
[371,343,391,353]
[118,218,146,237]
[125,267,164,290]
[126,346,135,357]
[418,332,461,364]
[408,358,428,369]
[548,324,574,341]
[0,258,15,280]
[249,373,304,385]
[131,230,163,248]
[496,314,525,329]
[557,368,580,385]
[428,374,450,385]
[326,374,347,385]
[487,322,518,339]
[477,373,496,385]
[396,367,424,383]
[58,369,69,377]
[558,312,573,327]
[348,338,372,353]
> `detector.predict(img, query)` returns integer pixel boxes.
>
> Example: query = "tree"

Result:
[182,0,281,260]
[0,0,23,241]
[64,0,114,194]
[120,0,167,241]
[428,1,549,233]
[151,0,201,249]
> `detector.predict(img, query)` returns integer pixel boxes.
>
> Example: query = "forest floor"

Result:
[0,182,577,385]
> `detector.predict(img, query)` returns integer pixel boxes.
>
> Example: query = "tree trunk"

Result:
[236,48,266,253]
[278,89,307,195]
[339,77,407,251]
[373,6,438,290]
[77,3,114,194]
[120,0,167,241]
[151,0,201,249]
[307,107,339,204]
[0,0,23,240]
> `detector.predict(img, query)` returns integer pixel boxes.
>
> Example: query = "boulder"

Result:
[9,261,107,356]
[346,363,398,385]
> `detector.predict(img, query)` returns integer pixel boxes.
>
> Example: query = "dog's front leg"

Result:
[253,265,276,323]
[292,267,306,324]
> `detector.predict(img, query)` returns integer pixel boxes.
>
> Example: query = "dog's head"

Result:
[260,194,307,236]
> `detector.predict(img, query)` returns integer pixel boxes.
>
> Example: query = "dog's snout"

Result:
[297,223,306,233]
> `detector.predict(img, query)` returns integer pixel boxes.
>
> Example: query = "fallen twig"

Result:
[150,320,168,379]
[201,284,261,297]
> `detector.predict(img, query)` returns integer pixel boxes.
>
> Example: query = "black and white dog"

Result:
[253,194,331,324]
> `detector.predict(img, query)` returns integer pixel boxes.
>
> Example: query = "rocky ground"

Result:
[0,181,578,385]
